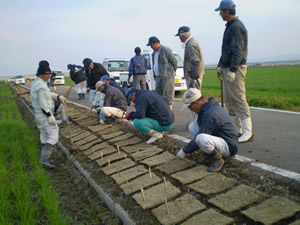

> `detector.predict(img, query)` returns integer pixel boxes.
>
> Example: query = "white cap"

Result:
[182,88,202,110]
[95,81,105,90]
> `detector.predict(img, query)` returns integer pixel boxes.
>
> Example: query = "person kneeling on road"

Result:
[95,81,127,125]
[125,87,175,144]
[30,60,67,168]
[176,88,238,172]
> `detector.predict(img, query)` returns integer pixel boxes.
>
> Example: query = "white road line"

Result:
[168,134,300,182]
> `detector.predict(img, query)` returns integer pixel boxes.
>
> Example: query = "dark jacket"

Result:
[85,62,108,90]
[70,65,87,84]
[183,98,238,156]
[218,17,248,73]
[103,85,127,112]
[108,78,126,96]
[129,89,175,126]
[128,54,148,77]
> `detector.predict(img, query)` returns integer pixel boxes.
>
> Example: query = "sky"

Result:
[0,0,300,77]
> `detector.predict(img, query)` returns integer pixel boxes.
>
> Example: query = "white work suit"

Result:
[30,76,59,145]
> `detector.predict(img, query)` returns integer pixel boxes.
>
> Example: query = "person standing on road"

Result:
[68,64,87,100]
[30,60,66,168]
[82,58,108,106]
[49,71,57,91]
[176,88,238,172]
[95,81,127,125]
[147,36,178,110]
[215,0,253,143]
[128,47,149,90]
[175,26,205,90]
[125,87,175,144]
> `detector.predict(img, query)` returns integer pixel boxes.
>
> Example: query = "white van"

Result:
[120,50,187,93]
[12,75,25,85]
[102,58,130,84]
[53,71,65,85]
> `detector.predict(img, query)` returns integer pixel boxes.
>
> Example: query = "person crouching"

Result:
[176,88,238,172]
[125,87,175,144]
[95,81,127,124]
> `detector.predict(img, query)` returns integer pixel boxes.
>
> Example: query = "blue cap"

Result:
[125,87,136,106]
[215,0,236,11]
[101,75,110,81]
[147,36,160,46]
[175,26,190,36]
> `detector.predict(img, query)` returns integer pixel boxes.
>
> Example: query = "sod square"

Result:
[101,158,136,175]
[171,165,212,184]
[74,134,98,146]
[121,143,155,154]
[114,137,143,147]
[72,131,91,142]
[97,126,120,135]
[95,152,125,166]
[208,184,267,213]
[82,142,110,155]
[242,196,300,225]
[132,181,181,209]
[120,173,161,195]
[108,133,134,143]
[111,165,148,185]
[130,146,164,161]
[101,130,124,140]
[152,194,206,225]
[88,124,112,132]
[89,146,117,161]
[156,158,196,175]
[181,209,234,225]
[79,139,102,151]
[188,173,237,195]
[140,151,176,167]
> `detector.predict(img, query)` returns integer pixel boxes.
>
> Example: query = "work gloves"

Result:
[125,113,130,120]
[226,71,236,82]
[48,114,57,126]
[176,148,186,160]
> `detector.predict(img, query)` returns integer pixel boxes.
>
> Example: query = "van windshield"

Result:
[108,61,129,72]
[54,71,63,76]
[174,54,183,68]
[15,75,24,79]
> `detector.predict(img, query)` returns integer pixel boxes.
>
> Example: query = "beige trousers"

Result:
[223,65,250,119]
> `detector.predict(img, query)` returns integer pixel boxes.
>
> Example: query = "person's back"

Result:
[134,89,175,126]
[103,85,127,111]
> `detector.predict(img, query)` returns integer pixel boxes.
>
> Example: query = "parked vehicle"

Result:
[102,58,130,84]
[12,75,25,85]
[120,50,187,93]
[53,71,65,85]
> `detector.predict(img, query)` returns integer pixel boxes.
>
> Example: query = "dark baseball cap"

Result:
[147,36,160,46]
[82,58,92,68]
[175,26,190,36]
[215,0,236,11]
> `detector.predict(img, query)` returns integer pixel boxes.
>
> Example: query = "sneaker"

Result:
[146,132,163,144]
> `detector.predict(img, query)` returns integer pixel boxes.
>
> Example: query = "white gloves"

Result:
[176,148,186,160]
[217,67,223,75]
[226,71,236,82]
[48,115,57,126]
[58,95,67,104]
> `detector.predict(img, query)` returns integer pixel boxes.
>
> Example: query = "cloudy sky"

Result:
[0,0,300,77]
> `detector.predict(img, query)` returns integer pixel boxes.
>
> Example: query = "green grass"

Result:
[0,89,69,225]
[64,77,73,86]
[198,66,300,112]
[0,85,14,96]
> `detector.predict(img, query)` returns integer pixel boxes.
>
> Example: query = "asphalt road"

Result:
[27,83,300,174]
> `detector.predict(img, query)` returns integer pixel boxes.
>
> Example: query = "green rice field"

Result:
[0,85,69,225]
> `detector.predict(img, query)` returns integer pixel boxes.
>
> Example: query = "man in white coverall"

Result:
[30,60,66,168]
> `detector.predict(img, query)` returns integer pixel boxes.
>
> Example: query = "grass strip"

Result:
[0,94,69,225]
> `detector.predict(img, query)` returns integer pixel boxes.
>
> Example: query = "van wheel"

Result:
[122,82,128,91]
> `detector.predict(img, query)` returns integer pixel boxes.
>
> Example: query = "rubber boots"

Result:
[82,94,85,99]
[238,117,253,143]
[208,149,224,172]
[197,153,210,165]
[78,93,82,100]
[40,143,56,168]
[231,116,242,136]
[146,129,163,144]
